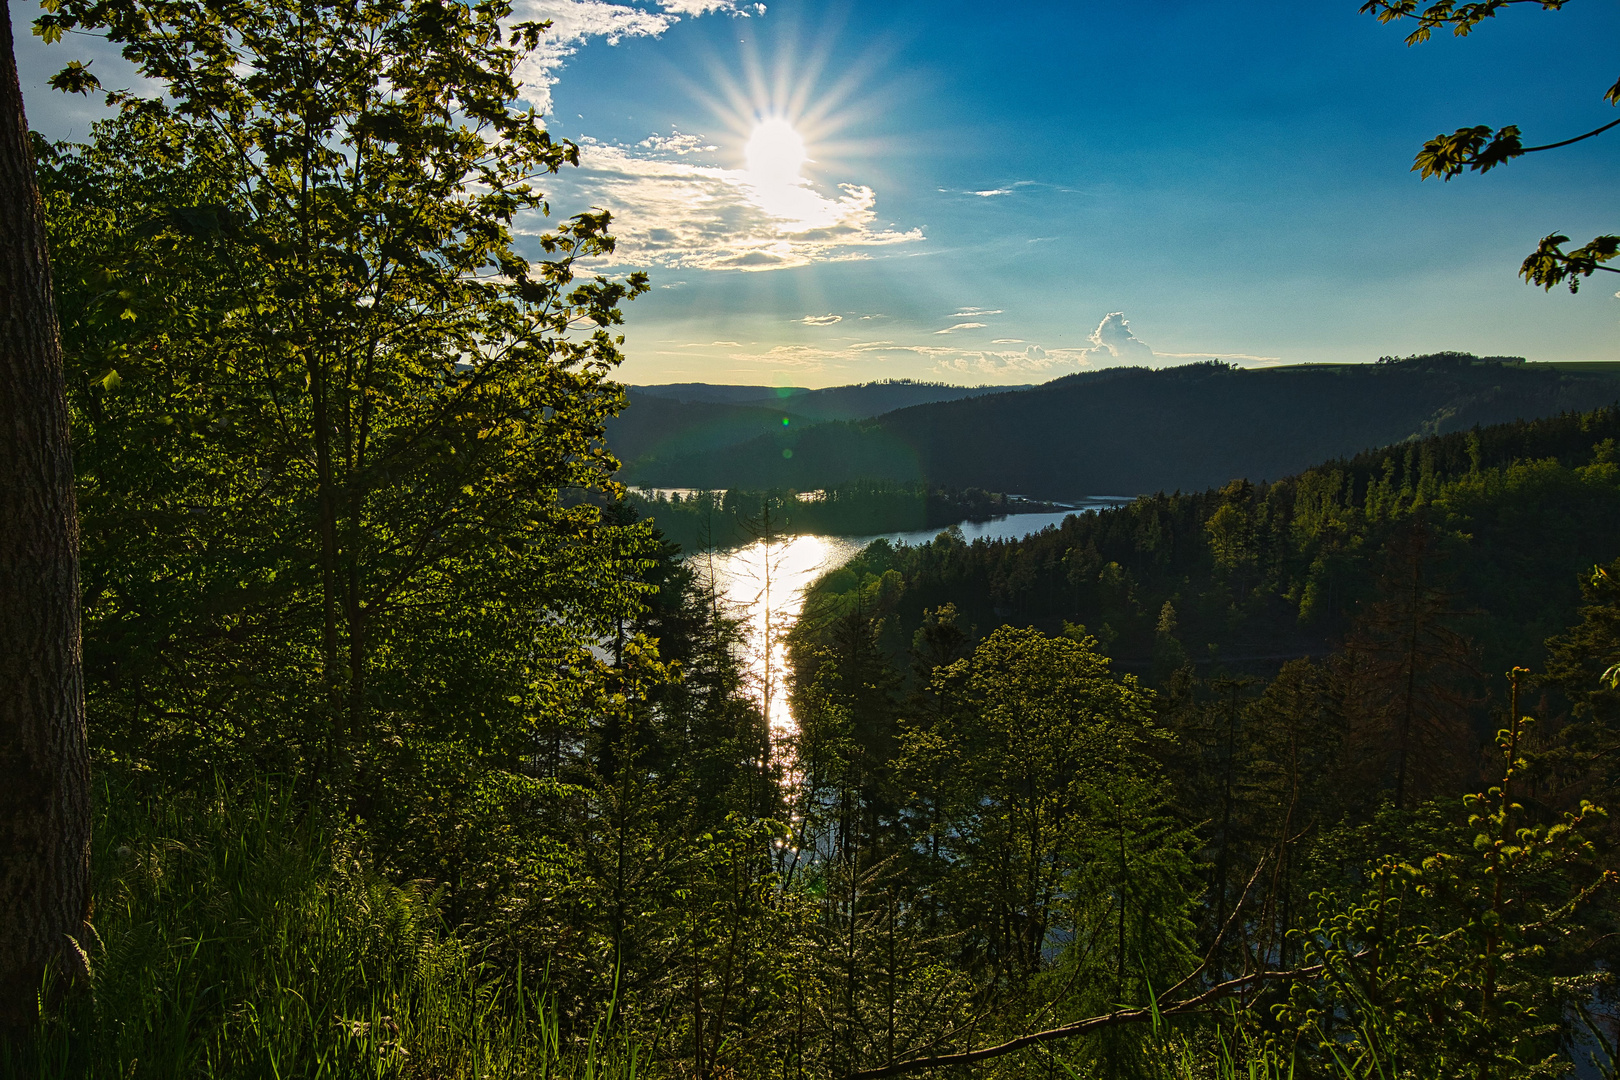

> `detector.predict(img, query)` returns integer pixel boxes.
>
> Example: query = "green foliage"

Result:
[6,782,647,1079]
[32,0,653,852]
[1361,0,1620,291]
[816,406,1620,685]
[20,0,1620,1072]
[1279,694,1614,1077]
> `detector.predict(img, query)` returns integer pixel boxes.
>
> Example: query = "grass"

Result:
[2,780,643,1080]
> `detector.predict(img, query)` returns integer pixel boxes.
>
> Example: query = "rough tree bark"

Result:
[0,0,92,1028]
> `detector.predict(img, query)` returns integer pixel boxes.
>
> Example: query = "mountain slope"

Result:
[631,379,1024,421]
[611,379,1025,469]
[604,391,816,468]
[625,356,1620,498]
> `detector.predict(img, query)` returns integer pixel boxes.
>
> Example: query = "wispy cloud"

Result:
[514,0,761,116]
[950,307,1002,318]
[798,314,843,326]
[678,340,743,348]
[963,180,1041,198]
[542,137,923,271]
[931,312,1279,376]
[935,322,988,334]
[661,313,1277,381]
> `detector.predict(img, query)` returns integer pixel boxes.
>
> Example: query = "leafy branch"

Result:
[1362,0,1618,291]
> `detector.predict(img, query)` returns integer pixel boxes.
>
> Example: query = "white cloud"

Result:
[638,131,718,155]
[658,0,762,14]
[935,322,988,334]
[970,188,1013,197]
[515,0,758,116]
[542,137,923,271]
[950,307,1002,317]
[678,340,743,347]
[798,314,843,326]
[1079,311,1155,363]
[930,312,1279,376]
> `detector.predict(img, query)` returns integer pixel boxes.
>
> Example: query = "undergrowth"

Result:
[2,781,641,1080]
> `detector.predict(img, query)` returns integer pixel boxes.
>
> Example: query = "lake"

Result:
[693,497,1137,739]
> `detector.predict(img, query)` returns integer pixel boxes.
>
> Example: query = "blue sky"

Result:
[13,0,1620,386]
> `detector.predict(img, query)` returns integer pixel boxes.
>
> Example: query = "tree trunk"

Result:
[0,0,92,1027]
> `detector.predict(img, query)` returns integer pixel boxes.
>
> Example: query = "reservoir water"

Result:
[692,498,1136,738]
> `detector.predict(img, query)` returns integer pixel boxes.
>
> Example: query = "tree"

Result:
[1364,0,1619,290]
[0,0,91,1026]
[904,626,1171,987]
[32,0,652,831]
[1339,516,1480,810]
[1280,675,1615,1078]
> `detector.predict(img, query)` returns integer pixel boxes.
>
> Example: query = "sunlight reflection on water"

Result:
[695,534,867,741]
[694,502,1135,739]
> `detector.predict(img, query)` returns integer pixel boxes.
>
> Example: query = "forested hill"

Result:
[801,404,1620,687]
[606,380,1022,469]
[631,378,1025,420]
[624,354,1620,498]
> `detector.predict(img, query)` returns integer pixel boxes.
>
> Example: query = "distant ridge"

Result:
[608,379,1027,467]
[622,354,1620,499]
[630,379,1028,421]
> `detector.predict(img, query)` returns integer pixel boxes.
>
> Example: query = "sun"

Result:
[741,117,836,228]
[745,117,808,190]
[675,40,889,232]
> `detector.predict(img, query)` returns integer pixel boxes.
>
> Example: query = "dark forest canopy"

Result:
[800,404,1620,685]
[627,354,1620,498]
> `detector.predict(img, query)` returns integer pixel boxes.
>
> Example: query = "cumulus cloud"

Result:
[1079,311,1155,363]
[798,314,843,326]
[515,0,760,116]
[935,322,988,334]
[541,137,922,271]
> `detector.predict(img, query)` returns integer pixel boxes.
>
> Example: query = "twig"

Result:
[843,956,1350,1080]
